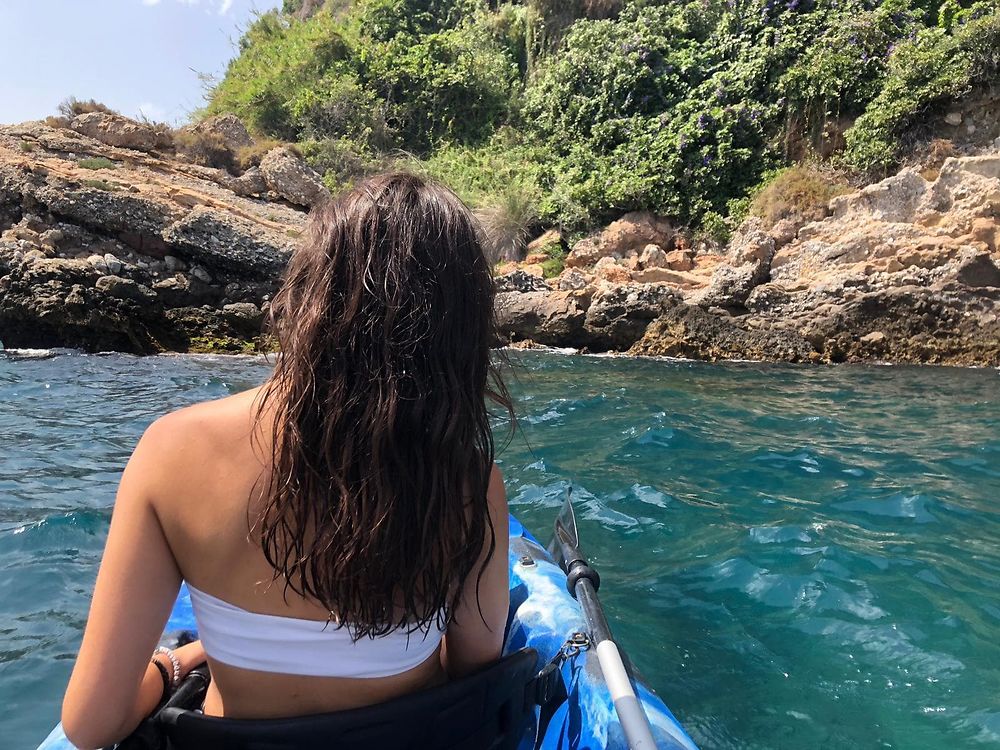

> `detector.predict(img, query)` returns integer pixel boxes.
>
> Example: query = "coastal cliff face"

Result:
[495,152,1000,366]
[1,114,999,364]
[0,115,326,353]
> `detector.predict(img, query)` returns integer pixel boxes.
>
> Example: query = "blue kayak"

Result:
[38,515,697,750]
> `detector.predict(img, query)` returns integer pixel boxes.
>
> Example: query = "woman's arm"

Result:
[440,464,510,679]
[61,415,197,750]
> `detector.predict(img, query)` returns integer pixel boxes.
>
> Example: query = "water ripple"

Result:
[2,352,999,749]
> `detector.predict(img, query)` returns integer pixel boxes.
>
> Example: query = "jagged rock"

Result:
[161,207,292,278]
[495,270,551,293]
[39,229,64,247]
[745,283,795,313]
[87,254,108,274]
[0,120,306,353]
[164,255,185,272]
[583,283,677,349]
[593,256,632,283]
[95,275,155,302]
[694,264,763,308]
[830,169,927,224]
[639,244,668,268]
[103,253,123,274]
[691,219,776,308]
[769,219,799,249]
[952,249,1000,287]
[229,167,268,198]
[729,219,776,267]
[222,302,265,334]
[566,211,673,268]
[663,249,693,271]
[556,269,590,291]
[495,290,589,346]
[631,304,819,362]
[152,274,220,308]
[70,112,172,152]
[259,147,329,207]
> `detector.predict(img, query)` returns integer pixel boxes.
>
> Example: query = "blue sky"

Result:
[0,0,282,126]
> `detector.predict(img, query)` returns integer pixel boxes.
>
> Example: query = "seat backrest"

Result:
[155,648,539,750]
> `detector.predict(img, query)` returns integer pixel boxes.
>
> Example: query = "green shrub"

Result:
[78,157,117,170]
[357,25,518,153]
[298,137,383,190]
[208,2,516,154]
[19,141,35,153]
[202,0,1000,238]
[536,237,566,278]
[845,10,1000,174]
[778,0,923,149]
[695,211,730,246]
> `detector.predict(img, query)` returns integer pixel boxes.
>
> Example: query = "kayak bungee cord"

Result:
[549,490,658,750]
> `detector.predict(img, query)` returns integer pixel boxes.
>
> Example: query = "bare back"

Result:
[63,385,509,742]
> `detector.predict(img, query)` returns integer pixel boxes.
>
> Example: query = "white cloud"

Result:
[219,0,234,14]
[141,0,162,5]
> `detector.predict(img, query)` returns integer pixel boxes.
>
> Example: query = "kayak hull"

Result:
[39,515,697,750]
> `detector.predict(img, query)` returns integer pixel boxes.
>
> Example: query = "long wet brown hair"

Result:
[254,172,513,639]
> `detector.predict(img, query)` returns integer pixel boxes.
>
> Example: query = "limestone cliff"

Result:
[495,154,1000,365]
[0,115,327,353]
[1,114,998,365]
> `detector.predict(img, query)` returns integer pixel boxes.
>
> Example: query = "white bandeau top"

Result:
[187,583,445,678]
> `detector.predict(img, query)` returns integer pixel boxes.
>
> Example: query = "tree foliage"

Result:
[206,0,1000,233]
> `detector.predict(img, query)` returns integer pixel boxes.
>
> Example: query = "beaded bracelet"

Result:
[153,646,181,688]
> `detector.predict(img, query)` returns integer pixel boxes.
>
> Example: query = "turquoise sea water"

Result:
[1,350,998,749]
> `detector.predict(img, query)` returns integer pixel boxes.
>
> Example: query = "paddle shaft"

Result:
[574,578,658,750]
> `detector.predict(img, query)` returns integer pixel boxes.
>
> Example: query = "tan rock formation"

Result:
[0,118,306,352]
[565,211,673,267]
[259,147,330,208]
[70,112,172,152]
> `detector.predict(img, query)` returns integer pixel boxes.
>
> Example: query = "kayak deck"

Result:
[39,515,697,750]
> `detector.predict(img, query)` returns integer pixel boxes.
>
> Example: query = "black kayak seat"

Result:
[152,647,541,750]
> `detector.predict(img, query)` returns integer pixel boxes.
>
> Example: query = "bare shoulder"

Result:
[130,387,265,489]
[487,463,509,534]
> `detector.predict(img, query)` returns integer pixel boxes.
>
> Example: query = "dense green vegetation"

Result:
[206,0,1000,248]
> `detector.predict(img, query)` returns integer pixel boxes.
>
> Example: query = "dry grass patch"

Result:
[173,129,238,173]
[751,166,851,229]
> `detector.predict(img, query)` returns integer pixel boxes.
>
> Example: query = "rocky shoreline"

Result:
[1,114,999,365]
[0,114,322,354]
[495,154,1000,366]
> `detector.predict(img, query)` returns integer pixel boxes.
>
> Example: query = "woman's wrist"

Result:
[172,640,207,680]
[150,640,205,689]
